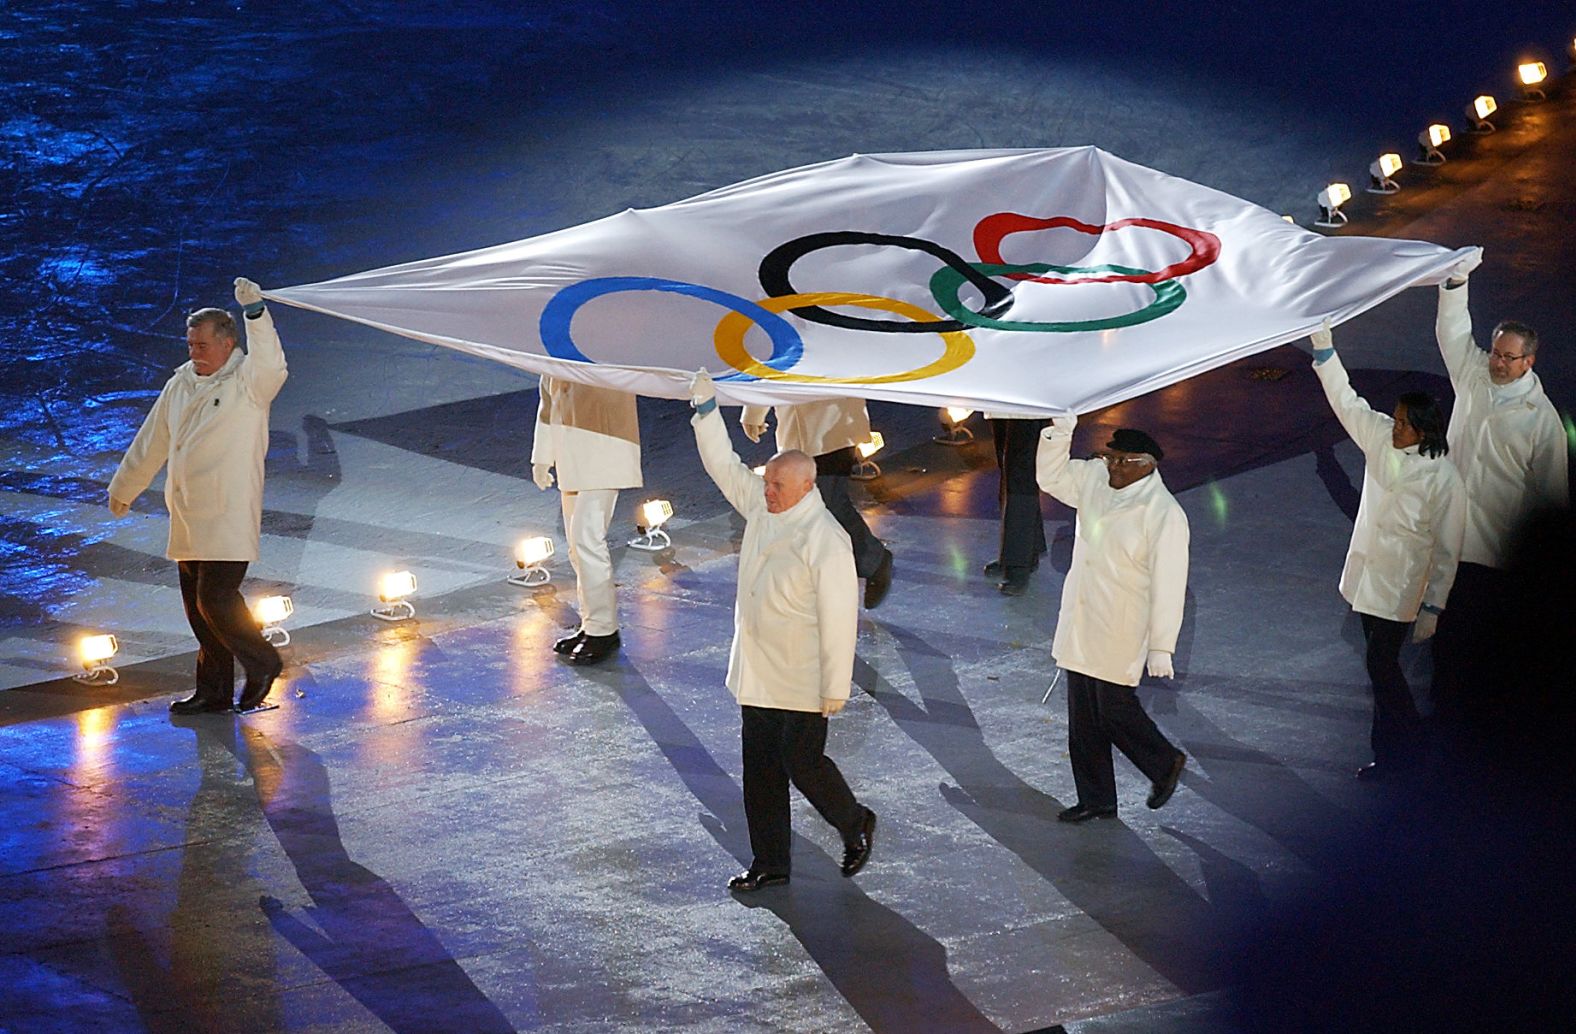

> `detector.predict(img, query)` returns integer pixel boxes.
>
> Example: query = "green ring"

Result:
[929,262,1186,332]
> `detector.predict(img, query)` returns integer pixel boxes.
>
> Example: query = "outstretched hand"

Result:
[690,369,715,406]
[234,277,263,306]
[1448,247,1483,284]
[1310,318,1334,354]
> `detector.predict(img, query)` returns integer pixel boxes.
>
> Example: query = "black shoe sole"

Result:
[1057,806,1118,823]
[728,873,790,892]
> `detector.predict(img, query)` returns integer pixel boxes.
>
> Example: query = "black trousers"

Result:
[741,705,866,875]
[816,445,887,579]
[1066,670,1180,809]
[1360,613,1422,764]
[1430,561,1505,731]
[990,418,1047,571]
[177,560,281,704]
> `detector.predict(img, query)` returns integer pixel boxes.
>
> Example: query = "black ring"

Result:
[758,231,1013,333]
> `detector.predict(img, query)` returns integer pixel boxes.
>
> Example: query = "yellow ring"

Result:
[714,291,975,384]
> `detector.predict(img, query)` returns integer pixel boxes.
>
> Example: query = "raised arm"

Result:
[1435,251,1484,385]
[1310,326,1392,459]
[233,278,288,405]
[1036,415,1099,508]
[690,371,764,518]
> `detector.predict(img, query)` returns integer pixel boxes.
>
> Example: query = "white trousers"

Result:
[561,488,620,636]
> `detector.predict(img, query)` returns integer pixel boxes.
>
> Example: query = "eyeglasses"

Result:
[1489,350,1530,363]
[1099,454,1153,467]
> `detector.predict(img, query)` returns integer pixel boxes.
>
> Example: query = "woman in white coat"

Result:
[1310,324,1466,778]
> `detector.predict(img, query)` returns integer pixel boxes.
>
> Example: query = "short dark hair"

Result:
[1398,391,1448,458]
[186,307,238,342]
[1492,320,1539,356]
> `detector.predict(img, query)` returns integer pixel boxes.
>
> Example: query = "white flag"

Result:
[267,147,1472,416]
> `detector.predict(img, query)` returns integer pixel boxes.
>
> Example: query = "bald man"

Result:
[690,371,876,892]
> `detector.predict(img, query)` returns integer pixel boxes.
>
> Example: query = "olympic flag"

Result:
[266,147,1473,416]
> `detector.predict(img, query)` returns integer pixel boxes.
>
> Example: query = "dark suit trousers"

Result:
[1066,670,1180,809]
[1431,561,1505,730]
[990,418,1047,571]
[741,705,865,875]
[1360,613,1422,763]
[816,445,887,578]
[178,560,281,703]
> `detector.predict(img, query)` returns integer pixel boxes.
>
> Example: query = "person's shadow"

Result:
[586,660,1002,1034]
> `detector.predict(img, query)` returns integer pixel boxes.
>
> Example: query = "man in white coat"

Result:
[1036,416,1188,822]
[741,398,894,608]
[531,374,642,666]
[694,372,876,891]
[108,278,287,715]
[1310,324,1466,778]
[1432,252,1568,726]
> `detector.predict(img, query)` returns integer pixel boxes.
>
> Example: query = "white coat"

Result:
[1036,422,1189,687]
[693,406,858,713]
[1436,283,1568,567]
[530,375,642,491]
[1315,353,1467,621]
[740,398,871,457]
[109,310,288,562]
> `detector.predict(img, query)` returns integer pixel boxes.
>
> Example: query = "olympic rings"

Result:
[929,262,1185,332]
[714,292,974,384]
[758,231,1014,334]
[540,276,803,366]
[973,214,1221,286]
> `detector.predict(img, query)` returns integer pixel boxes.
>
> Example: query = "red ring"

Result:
[973,213,1221,285]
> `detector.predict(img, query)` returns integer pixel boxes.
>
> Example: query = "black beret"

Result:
[1106,428,1164,461]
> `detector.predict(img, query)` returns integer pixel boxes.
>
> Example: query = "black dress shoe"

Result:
[170,693,234,715]
[1147,752,1186,809]
[998,570,1031,596]
[863,549,894,609]
[984,556,1039,578]
[553,630,587,655]
[565,631,620,666]
[727,869,790,892]
[1355,761,1384,781]
[840,807,877,877]
[237,657,284,711]
[1057,803,1118,823]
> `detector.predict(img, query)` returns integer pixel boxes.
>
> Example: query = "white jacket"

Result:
[740,398,871,457]
[109,309,288,561]
[1314,353,1466,622]
[530,375,642,492]
[694,406,858,713]
[1436,283,1568,567]
[1036,422,1189,686]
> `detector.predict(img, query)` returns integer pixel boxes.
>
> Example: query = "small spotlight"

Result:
[1314,183,1351,228]
[1518,60,1548,100]
[852,431,885,481]
[1466,94,1498,132]
[372,570,417,622]
[933,407,976,446]
[1413,124,1451,165]
[508,536,555,587]
[252,594,294,646]
[74,633,119,685]
[628,499,674,552]
[1281,214,1296,223]
[1366,152,1403,194]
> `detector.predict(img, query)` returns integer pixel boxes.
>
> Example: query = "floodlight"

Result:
[1518,61,1548,100]
[1366,153,1403,194]
[934,407,976,445]
[1314,183,1351,228]
[629,499,674,551]
[74,633,119,685]
[1467,94,1498,132]
[371,570,417,621]
[509,536,554,587]
[1413,124,1450,165]
[852,432,885,481]
[252,594,294,646]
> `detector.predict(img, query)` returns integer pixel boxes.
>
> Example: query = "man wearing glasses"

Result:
[1035,417,1189,822]
[1432,249,1568,729]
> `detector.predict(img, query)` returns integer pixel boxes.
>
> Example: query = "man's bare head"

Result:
[185,307,238,377]
[763,450,817,513]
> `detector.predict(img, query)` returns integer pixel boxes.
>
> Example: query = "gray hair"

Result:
[186,307,238,342]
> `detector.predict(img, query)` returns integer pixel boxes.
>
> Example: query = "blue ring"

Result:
[539,276,804,379]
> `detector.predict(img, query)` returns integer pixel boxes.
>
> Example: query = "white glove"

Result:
[1146,650,1174,679]
[690,369,715,407]
[108,493,130,517]
[742,422,767,443]
[1412,609,1440,643]
[532,463,555,491]
[1448,248,1483,284]
[1310,318,1334,353]
[1050,414,1077,432]
[234,277,263,306]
